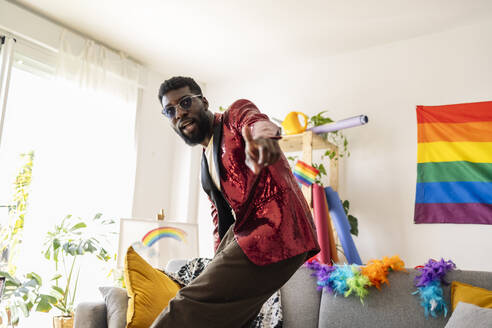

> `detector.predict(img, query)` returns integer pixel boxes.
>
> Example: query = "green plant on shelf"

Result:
[308,111,350,162]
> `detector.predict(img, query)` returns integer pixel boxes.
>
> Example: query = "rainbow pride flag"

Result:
[293,160,319,186]
[415,101,492,224]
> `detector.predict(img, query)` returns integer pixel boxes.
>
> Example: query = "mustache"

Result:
[178,119,194,130]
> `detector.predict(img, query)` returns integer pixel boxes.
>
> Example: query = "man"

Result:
[152,76,319,327]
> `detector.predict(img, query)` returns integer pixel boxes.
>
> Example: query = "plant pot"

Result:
[0,307,16,327]
[52,315,74,328]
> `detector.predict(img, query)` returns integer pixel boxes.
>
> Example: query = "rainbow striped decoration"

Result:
[293,160,319,186]
[415,101,492,224]
[141,226,187,247]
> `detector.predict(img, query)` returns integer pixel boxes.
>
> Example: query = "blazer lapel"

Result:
[200,153,213,197]
[200,114,235,239]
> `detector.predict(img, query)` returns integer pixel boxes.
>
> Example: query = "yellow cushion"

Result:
[451,281,492,311]
[124,246,181,328]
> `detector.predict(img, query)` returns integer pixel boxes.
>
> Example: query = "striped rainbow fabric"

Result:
[415,101,492,224]
[293,160,319,186]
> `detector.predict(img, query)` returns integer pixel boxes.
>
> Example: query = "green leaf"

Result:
[309,111,334,127]
[53,238,61,250]
[18,286,29,294]
[53,248,59,262]
[19,300,29,317]
[348,215,358,236]
[51,274,62,281]
[44,294,58,304]
[93,213,103,220]
[26,272,42,285]
[26,300,34,312]
[0,271,18,284]
[342,200,350,213]
[51,285,65,299]
[36,297,56,313]
[69,222,87,231]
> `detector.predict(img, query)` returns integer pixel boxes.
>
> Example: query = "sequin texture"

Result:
[209,100,320,265]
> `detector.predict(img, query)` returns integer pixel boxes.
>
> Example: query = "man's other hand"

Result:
[242,125,281,174]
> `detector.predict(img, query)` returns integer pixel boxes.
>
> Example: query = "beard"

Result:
[174,110,212,146]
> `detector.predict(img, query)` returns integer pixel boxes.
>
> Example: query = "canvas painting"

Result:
[118,218,199,269]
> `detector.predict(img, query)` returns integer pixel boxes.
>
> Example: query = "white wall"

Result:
[204,19,492,270]
[132,72,204,223]
[132,68,178,219]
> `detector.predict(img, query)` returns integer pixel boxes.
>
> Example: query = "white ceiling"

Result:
[12,0,492,83]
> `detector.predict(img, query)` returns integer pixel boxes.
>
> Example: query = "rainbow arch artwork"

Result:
[141,226,187,247]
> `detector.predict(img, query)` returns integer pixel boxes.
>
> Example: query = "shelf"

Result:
[278,132,337,153]
[279,131,339,206]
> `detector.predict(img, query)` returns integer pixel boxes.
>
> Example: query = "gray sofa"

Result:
[74,261,492,327]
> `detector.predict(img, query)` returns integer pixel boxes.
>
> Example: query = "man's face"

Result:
[162,86,212,146]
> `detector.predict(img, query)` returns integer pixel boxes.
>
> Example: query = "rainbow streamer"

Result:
[415,101,492,224]
[306,255,406,303]
[412,258,456,318]
[293,160,319,186]
[141,227,187,247]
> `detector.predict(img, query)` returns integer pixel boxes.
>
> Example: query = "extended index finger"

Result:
[242,125,254,143]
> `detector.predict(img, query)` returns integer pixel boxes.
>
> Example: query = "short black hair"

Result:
[158,76,202,104]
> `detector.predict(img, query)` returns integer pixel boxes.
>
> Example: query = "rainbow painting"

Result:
[293,160,319,186]
[415,101,492,224]
[141,226,187,247]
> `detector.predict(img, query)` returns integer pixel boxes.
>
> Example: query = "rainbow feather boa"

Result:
[412,258,456,318]
[305,255,406,303]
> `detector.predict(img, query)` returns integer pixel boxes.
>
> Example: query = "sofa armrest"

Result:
[74,301,108,328]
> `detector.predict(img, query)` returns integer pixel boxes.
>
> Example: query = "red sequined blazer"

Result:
[201,99,319,266]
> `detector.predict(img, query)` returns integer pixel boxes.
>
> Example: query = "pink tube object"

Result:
[312,184,332,264]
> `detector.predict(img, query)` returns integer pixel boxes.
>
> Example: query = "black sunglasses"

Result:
[162,94,202,119]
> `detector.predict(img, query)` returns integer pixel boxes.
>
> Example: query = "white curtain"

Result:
[56,29,143,102]
[10,29,144,325]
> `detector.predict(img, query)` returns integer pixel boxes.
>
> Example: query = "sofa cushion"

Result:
[451,281,492,311]
[99,287,128,328]
[318,268,492,328]
[281,266,322,328]
[124,246,181,328]
[73,301,108,328]
[445,302,492,328]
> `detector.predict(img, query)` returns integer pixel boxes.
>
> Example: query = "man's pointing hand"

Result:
[242,125,281,174]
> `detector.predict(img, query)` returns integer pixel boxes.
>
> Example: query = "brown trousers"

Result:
[150,224,308,328]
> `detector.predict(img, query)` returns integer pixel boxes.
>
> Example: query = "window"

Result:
[0,32,137,326]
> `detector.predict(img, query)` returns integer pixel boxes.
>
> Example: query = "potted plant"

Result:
[42,213,115,328]
[0,270,55,327]
[0,152,53,327]
[0,151,34,276]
